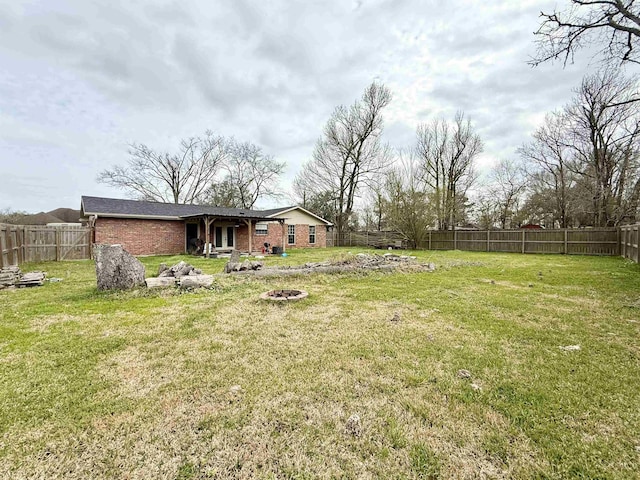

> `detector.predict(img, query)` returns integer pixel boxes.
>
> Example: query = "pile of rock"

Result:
[0,266,20,288]
[158,261,203,278]
[224,250,263,273]
[0,266,47,289]
[147,260,213,289]
[228,252,435,277]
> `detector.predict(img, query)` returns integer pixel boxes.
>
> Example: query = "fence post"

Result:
[428,231,432,250]
[487,230,490,252]
[454,229,457,250]
[521,230,525,254]
[564,229,568,255]
[616,227,621,257]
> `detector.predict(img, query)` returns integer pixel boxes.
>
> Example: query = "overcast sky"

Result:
[0,0,600,213]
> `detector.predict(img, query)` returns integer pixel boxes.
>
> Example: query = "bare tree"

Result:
[205,140,285,209]
[531,0,640,67]
[294,82,392,243]
[98,131,227,204]
[0,208,29,224]
[488,159,529,229]
[519,112,575,228]
[565,69,640,226]
[382,152,434,248]
[415,112,482,230]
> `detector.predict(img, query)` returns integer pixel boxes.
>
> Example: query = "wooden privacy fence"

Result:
[418,228,619,256]
[620,224,639,263]
[332,227,626,257]
[0,224,92,268]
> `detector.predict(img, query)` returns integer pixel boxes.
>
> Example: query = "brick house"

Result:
[80,196,332,256]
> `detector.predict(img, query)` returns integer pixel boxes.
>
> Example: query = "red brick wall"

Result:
[95,218,185,256]
[244,223,327,251]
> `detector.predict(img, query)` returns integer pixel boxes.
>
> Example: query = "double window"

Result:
[309,225,316,244]
[287,225,295,244]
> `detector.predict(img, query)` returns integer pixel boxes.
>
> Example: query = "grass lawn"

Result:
[1,248,639,479]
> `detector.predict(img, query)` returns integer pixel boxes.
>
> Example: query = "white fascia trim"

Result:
[265,206,333,226]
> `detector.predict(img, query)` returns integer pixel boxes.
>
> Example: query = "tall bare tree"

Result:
[489,159,528,229]
[205,140,285,209]
[98,131,227,204]
[415,112,482,230]
[294,82,392,243]
[519,112,575,228]
[382,152,434,247]
[565,69,640,226]
[531,0,640,67]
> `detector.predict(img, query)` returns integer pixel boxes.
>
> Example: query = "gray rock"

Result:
[230,249,241,263]
[158,263,168,276]
[457,369,472,379]
[179,274,214,289]
[344,414,362,437]
[145,277,177,288]
[94,244,145,291]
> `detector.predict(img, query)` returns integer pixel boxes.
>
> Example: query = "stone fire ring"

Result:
[260,289,309,301]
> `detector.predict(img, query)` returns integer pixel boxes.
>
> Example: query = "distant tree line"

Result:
[293,70,640,247]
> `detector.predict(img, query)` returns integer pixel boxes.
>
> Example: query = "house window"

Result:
[309,225,316,244]
[287,225,295,244]
[255,223,268,235]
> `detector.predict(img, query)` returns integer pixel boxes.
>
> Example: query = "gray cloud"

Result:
[0,0,616,211]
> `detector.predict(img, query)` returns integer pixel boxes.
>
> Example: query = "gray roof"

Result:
[81,196,281,221]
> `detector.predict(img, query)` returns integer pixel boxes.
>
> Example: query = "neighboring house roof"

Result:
[80,196,331,223]
[262,205,333,226]
[48,208,82,223]
[9,212,65,225]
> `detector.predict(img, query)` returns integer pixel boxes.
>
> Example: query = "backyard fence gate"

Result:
[0,224,92,268]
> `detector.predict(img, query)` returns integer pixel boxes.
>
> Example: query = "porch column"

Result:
[203,216,217,258]
[204,215,210,258]
[280,219,286,252]
[244,219,252,254]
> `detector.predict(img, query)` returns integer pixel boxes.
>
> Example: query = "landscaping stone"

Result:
[158,261,202,278]
[94,244,145,291]
[344,414,362,437]
[179,274,214,289]
[560,345,581,351]
[457,369,472,379]
[145,277,177,289]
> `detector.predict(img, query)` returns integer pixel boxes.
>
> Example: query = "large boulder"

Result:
[94,244,146,291]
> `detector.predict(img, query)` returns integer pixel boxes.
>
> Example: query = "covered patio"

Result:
[180,212,286,257]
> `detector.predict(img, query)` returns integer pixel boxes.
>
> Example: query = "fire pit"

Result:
[260,289,308,302]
